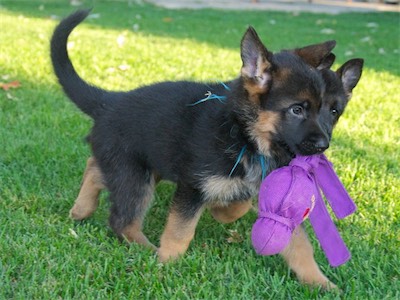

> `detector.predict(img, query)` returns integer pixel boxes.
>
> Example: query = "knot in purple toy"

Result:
[251,154,356,267]
[289,154,321,171]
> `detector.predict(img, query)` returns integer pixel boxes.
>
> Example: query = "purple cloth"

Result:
[251,154,356,267]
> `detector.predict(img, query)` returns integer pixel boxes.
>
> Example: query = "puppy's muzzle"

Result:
[299,136,329,155]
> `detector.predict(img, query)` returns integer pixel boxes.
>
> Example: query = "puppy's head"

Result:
[237,27,363,157]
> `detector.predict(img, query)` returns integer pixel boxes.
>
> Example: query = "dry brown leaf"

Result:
[226,229,244,244]
[0,80,21,91]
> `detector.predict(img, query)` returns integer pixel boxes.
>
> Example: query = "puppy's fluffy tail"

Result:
[51,9,109,119]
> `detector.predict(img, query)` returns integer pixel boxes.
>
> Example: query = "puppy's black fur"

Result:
[51,9,363,272]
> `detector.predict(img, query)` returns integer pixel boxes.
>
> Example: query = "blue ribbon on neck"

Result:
[187,82,230,106]
[187,82,267,179]
[229,145,268,180]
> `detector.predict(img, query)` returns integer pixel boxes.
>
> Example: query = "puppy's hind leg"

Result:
[158,184,204,262]
[107,161,156,250]
[70,157,104,220]
[280,226,337,290]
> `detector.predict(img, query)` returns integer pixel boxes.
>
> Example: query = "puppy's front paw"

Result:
[69,203,96,220]
[323,281,339,291]
[299,274,338,291]
[157,246,183,263]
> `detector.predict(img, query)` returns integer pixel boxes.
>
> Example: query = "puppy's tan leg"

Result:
[280,226,337,290]
[158,207,204,262]
[119,174,157,250]
[70,157,104,220]
[120,219,157,251]
[210,199,253,223]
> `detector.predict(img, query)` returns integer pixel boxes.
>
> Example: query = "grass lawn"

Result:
[0,0,399,298]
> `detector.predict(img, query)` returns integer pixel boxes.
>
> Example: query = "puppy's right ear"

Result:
[293,40,336,69]
[317,53,336,70]
[336,58,364,98]
[240,27,274,98]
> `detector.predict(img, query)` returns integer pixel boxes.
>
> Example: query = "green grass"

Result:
[1,0,399,298]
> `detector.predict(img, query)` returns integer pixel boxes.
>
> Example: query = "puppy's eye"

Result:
[331,108,338,117]
[290,105,304,116]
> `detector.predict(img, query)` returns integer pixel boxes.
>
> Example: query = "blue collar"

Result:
[229,144,268,180]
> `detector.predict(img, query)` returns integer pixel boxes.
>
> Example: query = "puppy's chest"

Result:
[199,163,263,205]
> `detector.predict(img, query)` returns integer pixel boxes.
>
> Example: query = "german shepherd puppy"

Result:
[51,10,363,288]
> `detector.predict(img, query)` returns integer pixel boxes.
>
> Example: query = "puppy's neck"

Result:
[216,80,293,178]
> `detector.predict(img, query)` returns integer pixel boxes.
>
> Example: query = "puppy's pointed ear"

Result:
[336,58,364,98]
[240,27,273,95]
[293,40,336,69]
[317,53,336,70]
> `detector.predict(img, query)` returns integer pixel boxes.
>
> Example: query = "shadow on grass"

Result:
[1,0,400,76]
[331,133,399,175]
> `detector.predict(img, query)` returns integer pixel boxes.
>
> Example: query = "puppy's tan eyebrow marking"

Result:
[297,89,323,109]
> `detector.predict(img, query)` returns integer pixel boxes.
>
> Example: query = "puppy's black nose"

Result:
[313,137,329,153]
[299,122,331,154]
[299,136,329,155]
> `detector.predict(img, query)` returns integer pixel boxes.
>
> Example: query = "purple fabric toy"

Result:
[251,154,356,267]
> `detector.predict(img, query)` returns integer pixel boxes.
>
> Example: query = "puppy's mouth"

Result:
[297,140,330,155]
[278,141,328,157]
[277,141,296,158]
